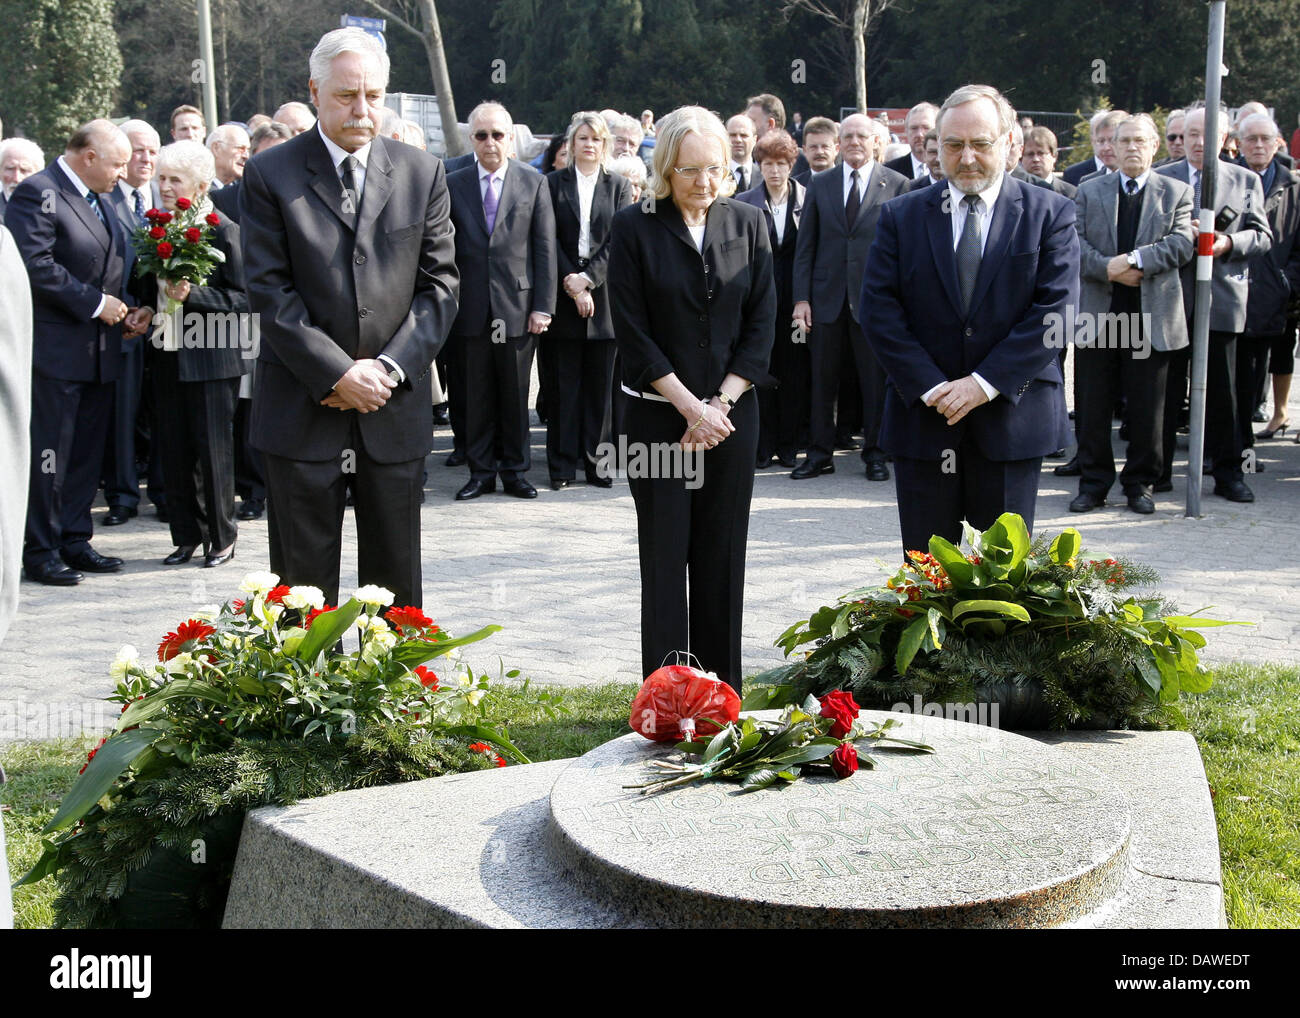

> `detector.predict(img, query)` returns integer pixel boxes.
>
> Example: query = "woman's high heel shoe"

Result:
[163,545,198,565]
[1255,419,1290,440]
[203,542,236,568]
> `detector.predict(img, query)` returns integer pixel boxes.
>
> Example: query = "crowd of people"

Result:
[0,25,1296,691]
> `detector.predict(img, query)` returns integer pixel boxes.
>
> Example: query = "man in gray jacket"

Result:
[1070,114,1195,514]
[1156,104,1272,502]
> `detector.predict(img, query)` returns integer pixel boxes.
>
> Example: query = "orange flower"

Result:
[157,619,216,661]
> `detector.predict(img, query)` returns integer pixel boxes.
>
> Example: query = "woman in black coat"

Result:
[734,129,809,468]
[149,141,250,567]
[608,106,777,692]
[545,112,635,488]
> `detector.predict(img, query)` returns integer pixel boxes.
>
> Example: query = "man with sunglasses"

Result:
[1155,110,1185,168]
[445,102,557,500]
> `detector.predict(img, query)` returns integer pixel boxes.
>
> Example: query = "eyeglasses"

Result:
[1166,133,1183,141]
[672,165,727,180]
[474,130,507,141]
[941,139,996,155]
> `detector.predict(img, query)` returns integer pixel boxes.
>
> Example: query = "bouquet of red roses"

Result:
[131,196,227,312]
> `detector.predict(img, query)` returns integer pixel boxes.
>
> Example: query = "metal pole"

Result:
[1186,1,1227,518]
[197,0,219,130]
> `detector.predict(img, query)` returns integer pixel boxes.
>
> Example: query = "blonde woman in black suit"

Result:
[545,112,635,488]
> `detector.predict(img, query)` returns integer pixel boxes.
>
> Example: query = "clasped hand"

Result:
[1106,254,1143,287]
[321,359,396,413]
[679,398,734,450]
[926,376,989,426]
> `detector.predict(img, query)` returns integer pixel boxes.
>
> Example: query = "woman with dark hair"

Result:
[541,132,569,175]
[609,106,776,692]
[734,128,808,468]
[545,112,634,488]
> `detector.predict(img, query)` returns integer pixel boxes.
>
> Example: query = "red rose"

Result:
[829,742,859,778]
[413,665,438,690]
[175,196,192,210]
[156,242,174,259]
[818,689,861,739]
[206,213,220,226]
[156,211,173,224]
[148,226,166,239]
[184,227,202,243]
[157,618,216,661]
[145,208,162,221]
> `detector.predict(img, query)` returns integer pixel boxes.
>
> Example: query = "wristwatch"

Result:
[1125,251,1140,269]
[715,390,736,409]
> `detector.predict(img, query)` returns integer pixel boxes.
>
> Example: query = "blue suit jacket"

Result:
[6,161,130,383]
[861,175,1078,461]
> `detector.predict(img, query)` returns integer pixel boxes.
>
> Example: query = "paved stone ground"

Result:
[3,384,1298,739]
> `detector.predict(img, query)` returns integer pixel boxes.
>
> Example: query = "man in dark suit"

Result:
[7,120,150,586]
[795,117,839,186]
[1020,126,1077,198]
[1063,110,1125,186]
[1070,114,1195,515]
[904,130,944,192]
[746,93,810,181]
[1155,104,1272,502]
[102,119,165,527]
[862,85,1078,552]
[445,101,556,501]
[241,28,460,608]
[885,102,939,181]
[791,112,908,480]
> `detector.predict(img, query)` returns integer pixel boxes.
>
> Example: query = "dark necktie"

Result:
[1192,168,1201,210]
[1126,179,1138,196]
[735,166,747,192]
[132,188,146,223]
[340,155,361,220]
[956,193,983,314]
[845,168,861,227]
[85,191,107,227]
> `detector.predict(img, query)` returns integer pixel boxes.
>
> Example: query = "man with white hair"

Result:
[862,84,1078,551]
[207,123,250,189]
[885,101,939,180]
[241,28,460,607]
[272,100,316,135]
[1064,109,1125,186]
[0,137,44,223]
[8,120,152,585]
[612,114,645,163]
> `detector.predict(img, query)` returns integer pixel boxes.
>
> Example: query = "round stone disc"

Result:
[547,710,1132,928]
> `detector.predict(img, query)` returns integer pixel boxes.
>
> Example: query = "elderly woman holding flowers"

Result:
[147,140,250,569]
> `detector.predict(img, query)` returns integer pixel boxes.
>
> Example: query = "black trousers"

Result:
[809,304,886,462]
[233,397,266,501]
[150,353,240,551]
[440,334,467,458]
[24,372,115,569]
[543,334,614,481]
[1160,331,1243,485]
[893,444,1043,555]
[1075,345,1170,497]
[102,337,164,509]
[626,394,757,693]
[462,331,536,482]
[757,313,811,462]
[262,420,424,609]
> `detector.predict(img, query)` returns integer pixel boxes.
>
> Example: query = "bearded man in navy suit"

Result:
[862,85,1079,552]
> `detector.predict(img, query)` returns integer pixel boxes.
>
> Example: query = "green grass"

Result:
[3,669,1296,929]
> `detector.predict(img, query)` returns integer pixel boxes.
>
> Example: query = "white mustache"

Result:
[343,118,375,130]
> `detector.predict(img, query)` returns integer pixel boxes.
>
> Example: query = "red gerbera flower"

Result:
[413,665,439,690]
[264,585,291,605]
[231,598,245,613]
[157,618,216,661]
[304,604,335,628]
[468,742,492,754]
[385,605,436,632]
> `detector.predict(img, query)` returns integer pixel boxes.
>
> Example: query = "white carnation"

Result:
[283,585,326,611]
[109,645,140,682]
[239,570,280,595]
[466,689,485,707]
[354,584,395,607]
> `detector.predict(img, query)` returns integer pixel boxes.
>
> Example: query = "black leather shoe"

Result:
[755,455,774,469]
[104,505,136,526]
[236,497,264,520]
[1127,493,1155,515]
[164,545,198,565]
[503,478,538,499]
[834,435,859,451]
[1054,456,1081,476]
[1154,480,1174,493]
[791,458,835,479]
[446,451,467,467]
[584,473,613,488]
[455,478,495,500]
[27,561,82,585]
[776,454,798,469]
[1069,492,1105,512]
[204,543,236,568]
[550,477,572,490]
[865,460,890,481]
[432,404,450,425]
[1214,480,1255,503]
[61,547,123,573]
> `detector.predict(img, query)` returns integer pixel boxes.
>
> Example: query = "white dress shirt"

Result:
[909,153,927,179]
[117,180,151,220]
[842,159,872,205]
[729,160,754,192]
[768,194,789,245]
[687,223,705,250]
[58,155,109,319]
[575,165,598,259]
[922,171,1009,403]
